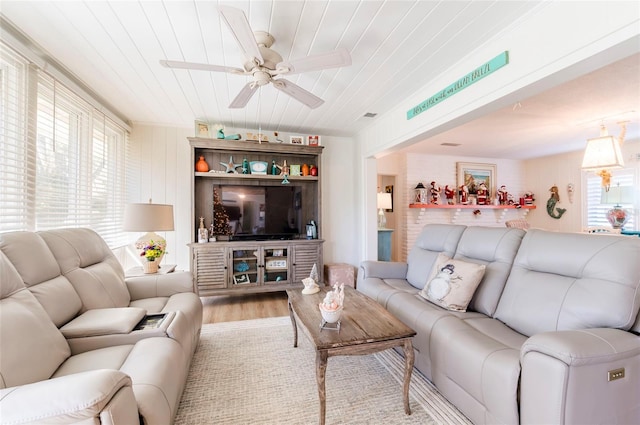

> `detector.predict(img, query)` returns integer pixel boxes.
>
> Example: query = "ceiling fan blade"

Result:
[277,48,351,75]
[160,60,245,74]
[218,5,264,66]
[272,79,324,109]
[229,83,258,108]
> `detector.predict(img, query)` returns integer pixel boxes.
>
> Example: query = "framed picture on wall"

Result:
[384,185,394,212]
[307,135,321,146]
[194,120,211,138]
[456,162,497,196]
[290,136,304,145]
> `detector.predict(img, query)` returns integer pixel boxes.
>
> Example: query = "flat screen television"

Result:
[217,184,303,241]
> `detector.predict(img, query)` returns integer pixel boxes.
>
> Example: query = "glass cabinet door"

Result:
[263,247,289,285]
[230,247,259,286]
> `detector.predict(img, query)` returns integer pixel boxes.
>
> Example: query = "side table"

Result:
[377,228,393,261]
[125,264,177,277]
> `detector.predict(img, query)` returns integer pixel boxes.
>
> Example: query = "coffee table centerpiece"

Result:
[318,284,344,330]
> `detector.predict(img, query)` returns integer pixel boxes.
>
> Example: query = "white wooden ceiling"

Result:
[1,1,638,159]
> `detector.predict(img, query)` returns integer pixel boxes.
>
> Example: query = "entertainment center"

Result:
[188,137,324,296]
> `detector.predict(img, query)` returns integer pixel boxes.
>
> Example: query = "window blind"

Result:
[1,42,130,248]
[0,44,33,232]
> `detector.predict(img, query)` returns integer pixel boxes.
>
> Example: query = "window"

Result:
[0,42,129,248]
[584,169,637,230]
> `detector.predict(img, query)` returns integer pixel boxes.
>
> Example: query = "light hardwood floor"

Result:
[201,292,289,324]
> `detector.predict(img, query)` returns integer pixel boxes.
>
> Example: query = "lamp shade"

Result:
[601,184,634,205]
[123,203,174,232]
[377,192,392,210]
[581,135,624,170]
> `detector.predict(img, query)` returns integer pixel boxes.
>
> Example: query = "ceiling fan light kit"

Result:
[160,6,351,109]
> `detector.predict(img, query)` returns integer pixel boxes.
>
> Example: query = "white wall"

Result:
[358,1,639,263]
[126,124,193,270]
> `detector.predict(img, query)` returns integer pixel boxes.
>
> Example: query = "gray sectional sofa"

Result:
[0,228,203,424]
[358,224,640,425]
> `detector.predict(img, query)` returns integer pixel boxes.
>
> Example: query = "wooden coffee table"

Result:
[286,286,416,425]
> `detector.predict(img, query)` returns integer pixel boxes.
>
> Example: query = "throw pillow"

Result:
[419,253,486,312]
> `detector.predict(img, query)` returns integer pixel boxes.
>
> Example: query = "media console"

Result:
[189,137,324,296]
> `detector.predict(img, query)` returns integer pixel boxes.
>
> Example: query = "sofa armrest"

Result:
[0,370,139,424]
[126,270,194,300]
[520,328,640,425]
[358,261,408,280]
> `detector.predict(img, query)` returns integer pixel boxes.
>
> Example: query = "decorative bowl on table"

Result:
[319,304,343,323]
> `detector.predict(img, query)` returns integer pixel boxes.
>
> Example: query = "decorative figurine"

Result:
[459,185,469,204]
[430,181,441,204]
[524,192,535,205]
[414,182,428,204]
[476,182,488,205]
[220,156,241,173]
[301,277,320,295]
[444,185,456,205]
[546,185,567,219]
[567,183,575,204]
[195,156,209,172]
[497,185,508,205]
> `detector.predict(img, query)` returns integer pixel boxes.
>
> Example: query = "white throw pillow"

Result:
[419,253,486,312]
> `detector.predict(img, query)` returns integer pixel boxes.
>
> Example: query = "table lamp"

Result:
[377,192,392,229]
[124,201,174,266]
[601,183,633,229]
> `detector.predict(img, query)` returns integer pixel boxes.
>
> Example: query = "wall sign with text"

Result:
[407,51,509,120]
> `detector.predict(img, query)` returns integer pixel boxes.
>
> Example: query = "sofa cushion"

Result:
[495,229,640,336]
[430,315,523,424]
[406,224,466,289]
[454,226,525,316]
[0,231,82,326]
[39,229,131,311]
[419,253,486,312]
[0,252,71,388]
[60,307,147,338]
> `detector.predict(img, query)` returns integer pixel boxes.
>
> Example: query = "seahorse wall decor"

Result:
[546,185,567,219]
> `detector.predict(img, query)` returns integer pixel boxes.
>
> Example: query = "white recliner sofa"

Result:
[0,228,203,424]
[358,224,640,424]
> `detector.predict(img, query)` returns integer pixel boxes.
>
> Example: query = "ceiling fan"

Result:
[160,5,352,109]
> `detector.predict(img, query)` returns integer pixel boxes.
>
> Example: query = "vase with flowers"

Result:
[140,241,164,274]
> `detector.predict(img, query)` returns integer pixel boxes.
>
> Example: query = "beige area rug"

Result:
[175,316,472,425]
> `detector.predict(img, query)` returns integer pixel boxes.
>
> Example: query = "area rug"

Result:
[175,316,471,425]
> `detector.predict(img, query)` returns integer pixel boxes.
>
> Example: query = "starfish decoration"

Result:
[220,156,241,173]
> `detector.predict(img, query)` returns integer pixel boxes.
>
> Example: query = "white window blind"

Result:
[1,42,130,248]
[585,170,637,230]
[0,44,33,232]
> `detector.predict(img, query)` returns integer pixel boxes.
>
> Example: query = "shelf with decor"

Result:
[189,137,324,296]
[195,172,318,181]
[409,203,536,224]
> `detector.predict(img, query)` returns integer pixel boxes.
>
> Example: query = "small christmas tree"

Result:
[212,188,231,236]
[309,263,319,283]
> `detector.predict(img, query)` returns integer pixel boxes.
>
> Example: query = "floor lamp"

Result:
[123,201,174,267]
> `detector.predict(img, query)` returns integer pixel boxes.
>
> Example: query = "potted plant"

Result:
[140,241,164,274]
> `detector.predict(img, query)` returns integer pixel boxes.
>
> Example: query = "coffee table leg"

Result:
[288,300,298,348]
[316,350,328,425]
[402,339,414,415]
